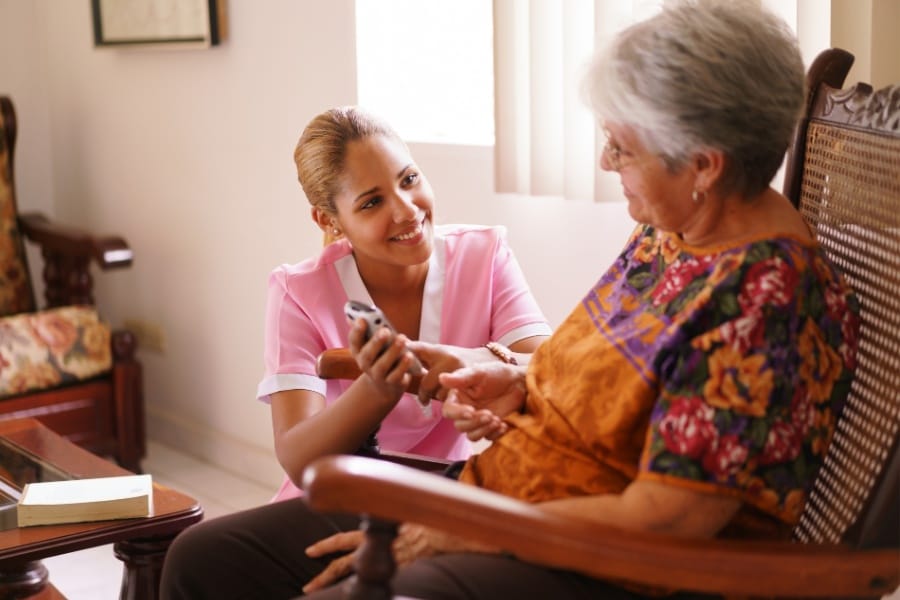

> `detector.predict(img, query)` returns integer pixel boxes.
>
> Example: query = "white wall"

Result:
[1,1,895,489]
[0,3,54,212]
[869,0,900,87]
[832,0,900,89]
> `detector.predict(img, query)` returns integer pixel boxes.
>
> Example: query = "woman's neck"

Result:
[354,255,429,339]
[680,188,811,247]
[355,256,429,298]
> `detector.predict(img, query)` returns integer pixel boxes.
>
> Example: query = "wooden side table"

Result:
[0,418,203,599]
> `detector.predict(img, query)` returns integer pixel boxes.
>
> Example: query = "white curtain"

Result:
[492,0,826,202]
[493,0,662,202]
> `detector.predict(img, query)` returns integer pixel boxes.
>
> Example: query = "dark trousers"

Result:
[160,498,359,599]
[160,497,718,599]
[304,552,646,600]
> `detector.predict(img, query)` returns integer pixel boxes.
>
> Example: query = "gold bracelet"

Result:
[484,341,517,365]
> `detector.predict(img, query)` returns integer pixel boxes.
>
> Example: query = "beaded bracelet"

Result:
[484,341,518,365]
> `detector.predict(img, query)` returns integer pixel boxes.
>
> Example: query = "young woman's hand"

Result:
[439,362,527,441]
[409,341,531,407]
[348,318,418,404]
[406,341,476,406]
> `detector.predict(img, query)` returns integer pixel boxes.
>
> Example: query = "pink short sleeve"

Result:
[440,226,551,347]
[256,247,354,402]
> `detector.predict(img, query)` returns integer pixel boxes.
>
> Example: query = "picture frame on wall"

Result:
[91,0,227,48]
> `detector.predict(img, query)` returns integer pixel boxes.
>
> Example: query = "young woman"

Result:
[264,106,551,500]
[159,107,551,598]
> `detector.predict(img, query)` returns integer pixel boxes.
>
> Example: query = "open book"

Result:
[17,474,152,527]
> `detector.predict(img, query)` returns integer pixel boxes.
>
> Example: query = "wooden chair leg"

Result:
[0,560,49,599]
[113,534,174,600]
[343,517,398,600]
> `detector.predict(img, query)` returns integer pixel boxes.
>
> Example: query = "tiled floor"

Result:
[41,440,276,599]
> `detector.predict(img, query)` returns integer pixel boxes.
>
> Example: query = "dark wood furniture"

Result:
[304,48,900,599]
[0,96,145,473]
[0,418,203,599]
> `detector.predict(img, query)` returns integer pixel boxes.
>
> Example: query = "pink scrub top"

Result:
[257,224,552,501]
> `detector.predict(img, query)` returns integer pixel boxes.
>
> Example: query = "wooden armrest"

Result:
[18,212,133,269]
[316,348,422,394]
[303,455,899,599]
[377,450,452,473]
[316,348,363,381]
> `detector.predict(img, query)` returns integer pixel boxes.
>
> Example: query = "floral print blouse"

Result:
[461,225,858,533]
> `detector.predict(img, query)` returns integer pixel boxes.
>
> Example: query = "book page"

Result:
[20,474,152,506]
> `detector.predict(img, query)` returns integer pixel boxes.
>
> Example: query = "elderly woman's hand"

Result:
[302,523,499,594]
[407,341,495,406]
[302,530,363,594]
[439,362,528,441]
[394,523,500,563]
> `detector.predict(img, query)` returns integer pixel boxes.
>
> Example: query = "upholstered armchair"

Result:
[0,96,145,472]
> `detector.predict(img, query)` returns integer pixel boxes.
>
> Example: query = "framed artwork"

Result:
[91,0,227,48]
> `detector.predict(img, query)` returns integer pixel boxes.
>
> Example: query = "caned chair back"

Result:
[783,49,900,550]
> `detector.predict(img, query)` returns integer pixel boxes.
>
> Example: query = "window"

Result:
[355,0,494,146]
[493,0,663,201]
[356,0,825,202]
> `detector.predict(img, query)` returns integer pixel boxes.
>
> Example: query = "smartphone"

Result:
[344,300,424,377]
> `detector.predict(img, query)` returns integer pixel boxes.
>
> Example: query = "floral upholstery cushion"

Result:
[0,305,112,398]
[0,106,35,317]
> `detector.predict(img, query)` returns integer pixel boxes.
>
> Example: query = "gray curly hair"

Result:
[584,0,805,197]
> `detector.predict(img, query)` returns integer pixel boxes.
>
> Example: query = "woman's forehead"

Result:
[344,135,411,172]
[336,135,415,200]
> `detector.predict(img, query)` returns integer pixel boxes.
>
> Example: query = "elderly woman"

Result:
[299,0,860,598]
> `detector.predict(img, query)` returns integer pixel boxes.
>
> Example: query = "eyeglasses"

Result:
[601,128,656,172]
[601,129,634,172]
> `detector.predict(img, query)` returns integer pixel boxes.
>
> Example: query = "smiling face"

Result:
[600,123,696,233]
[331,134,435,273]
